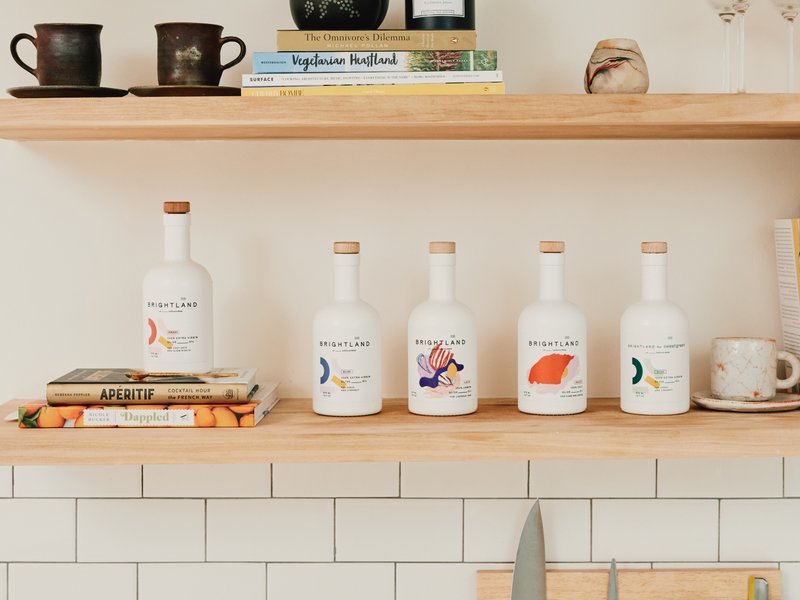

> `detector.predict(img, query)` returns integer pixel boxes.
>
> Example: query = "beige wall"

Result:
[2,0,799,401]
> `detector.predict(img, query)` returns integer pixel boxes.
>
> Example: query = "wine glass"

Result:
[708,0,736,92]
[771,0,799,91]
[733,0,752,92]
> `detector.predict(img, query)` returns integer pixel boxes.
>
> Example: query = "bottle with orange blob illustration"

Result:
[143,202,214,373]
[518,241,587,415]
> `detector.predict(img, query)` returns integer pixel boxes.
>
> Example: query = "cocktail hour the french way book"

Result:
[46,368,258,405]
[252,50,497,73]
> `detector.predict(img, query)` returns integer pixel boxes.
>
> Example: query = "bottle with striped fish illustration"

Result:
[518,241,587,415]
[313,242,382,417]
[408,242,478,416]
[620,242,689,415]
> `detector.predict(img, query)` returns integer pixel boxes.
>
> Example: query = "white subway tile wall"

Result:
[2,460,800,600]
[401,461,528,498]
[268,563,394,600]
[272,463,398,497]
[8,564,136,600]
[77,499,205,562]
[13,466,141,498]
[657,458,783,498]
[143,464,270,498]
[139,563,266,600]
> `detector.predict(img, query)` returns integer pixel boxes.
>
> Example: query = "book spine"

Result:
[242,82,505,97]
[277,30,477,52]
[775,218,800,358]
[252,50,496,74]
[243,70,503,88]
[46,383,252,405]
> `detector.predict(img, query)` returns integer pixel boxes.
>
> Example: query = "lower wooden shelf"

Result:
[1,398,798,465]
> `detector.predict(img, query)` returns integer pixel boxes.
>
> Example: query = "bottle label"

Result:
[144,298,207,361]
[412,0,465,18]
[625,339,688,399]
[318,337,377,399]
[521,336,584,400]
[411,335,474,400]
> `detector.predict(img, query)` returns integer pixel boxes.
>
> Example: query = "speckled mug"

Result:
[711,337,800,401]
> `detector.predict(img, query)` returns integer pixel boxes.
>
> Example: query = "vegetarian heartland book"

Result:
[46,368,258,405]
[243,70,502,88]
[277,29,476,51]
[252,50,497,73]
[242,82,505,97]
[19,382,279,428]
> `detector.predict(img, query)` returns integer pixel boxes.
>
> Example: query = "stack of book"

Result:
[17,368,279,429]
[242,29,503,97]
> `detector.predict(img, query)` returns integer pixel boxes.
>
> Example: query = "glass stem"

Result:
[723,20,732,92]
[737,11,746,93]
[788,18,796,93]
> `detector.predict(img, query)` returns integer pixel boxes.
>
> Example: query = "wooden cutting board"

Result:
[477,568,781,600]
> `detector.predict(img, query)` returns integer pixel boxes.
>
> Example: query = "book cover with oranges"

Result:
[19,382,279,429]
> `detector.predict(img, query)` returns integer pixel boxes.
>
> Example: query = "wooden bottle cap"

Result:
[164,202,190,214]
[642,241,668,254]
[334,241,360,254]
[430,241,456,254]
[540,241,565,253]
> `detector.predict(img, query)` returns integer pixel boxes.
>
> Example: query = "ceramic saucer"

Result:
[128,86,241,97]
[7,86,128,98]
[691,390,800,413]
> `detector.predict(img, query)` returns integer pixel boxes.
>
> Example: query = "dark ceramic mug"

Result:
[10,23,102,86]
[290,0,389,30]
[156,22,246,86]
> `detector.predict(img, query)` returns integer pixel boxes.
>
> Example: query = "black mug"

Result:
[156,23,246,86]
[10,23,102,86]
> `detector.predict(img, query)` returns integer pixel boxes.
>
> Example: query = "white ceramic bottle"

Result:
[143,202,214,373]
[518,241,587,415]
[620,242,690,415]
[408,242,478,416]
[313,242,382,417]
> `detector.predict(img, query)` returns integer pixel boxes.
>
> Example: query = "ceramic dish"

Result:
[128,85,240,97]
[691,390,800,412]
[7,86,128,98]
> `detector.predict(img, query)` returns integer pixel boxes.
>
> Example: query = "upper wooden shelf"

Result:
[1,398,799,465]
[2,94,800,141]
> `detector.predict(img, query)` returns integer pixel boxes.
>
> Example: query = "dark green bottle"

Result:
[405,0,475,30]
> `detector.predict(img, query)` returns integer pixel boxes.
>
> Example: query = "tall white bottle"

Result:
[518,241,587,415]
[313,242,382,417]
[143,202,214,373]
[408,242,478,416]
[620,242,690,415]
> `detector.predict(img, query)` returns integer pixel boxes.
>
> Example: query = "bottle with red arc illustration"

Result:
[518,241,587,415]
[143,202,214,373]
[408,242,478,416]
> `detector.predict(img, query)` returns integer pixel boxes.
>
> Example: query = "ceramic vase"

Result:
[290,0,389,30]
[584,38,649,94]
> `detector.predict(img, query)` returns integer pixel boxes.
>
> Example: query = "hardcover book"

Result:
[775,219,800,357]
[19,382,279,428]
[242,70,503,88]
[242,82,505,97]
[46,367,258,406]
[277,29,477,52]
[252,50,497,73]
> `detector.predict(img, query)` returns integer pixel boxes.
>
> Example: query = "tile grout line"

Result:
[589,498,593,562]
[717,498,721,562]
[136,562,139,600]
[654,459,659,498]
[394,561,397,600]
[140,465,144,498]
[527,460,531,498]
[270,463,273,498]
[398,463,402,498]
[11,466,14,498]
[333,498,337,562]
[74,498,78,563]
[461,498,466,562]
[783,457,786,498]
[204,499,208,562]
[265,562,269,600]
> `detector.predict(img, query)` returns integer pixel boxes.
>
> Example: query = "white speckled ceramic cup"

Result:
[711,337,800,401]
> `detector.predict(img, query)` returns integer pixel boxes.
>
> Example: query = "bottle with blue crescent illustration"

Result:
[620,242,690,415]
[408,241,478,416]
[518,241,587,415]
[313,242,382,417]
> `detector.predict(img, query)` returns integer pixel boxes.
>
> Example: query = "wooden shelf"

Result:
[2,94,800,141]
[2,398,799,465]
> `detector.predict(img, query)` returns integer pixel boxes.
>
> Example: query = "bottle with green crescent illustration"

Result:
[620,242,690,415]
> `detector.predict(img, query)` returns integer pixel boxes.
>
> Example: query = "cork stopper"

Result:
[642,242,668,254]
[430,241,456,254]
[334,241,360,254]
[540,241,565,253]
[164,202,190,214]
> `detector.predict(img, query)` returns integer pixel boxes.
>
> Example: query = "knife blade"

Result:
[510,499,547,600]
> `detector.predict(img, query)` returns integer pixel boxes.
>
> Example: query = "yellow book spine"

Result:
[242,82,505,97]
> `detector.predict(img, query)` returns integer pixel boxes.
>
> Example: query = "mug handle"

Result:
[220,36,246,72]
[777,350,800,389]
[10,33,37,77]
